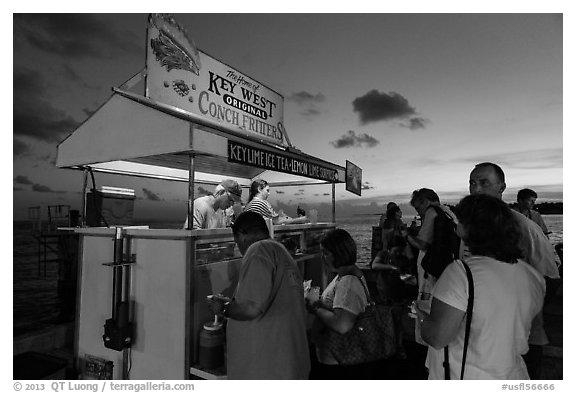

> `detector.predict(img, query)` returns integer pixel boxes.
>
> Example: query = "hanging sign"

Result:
[228,141,340,182]
[345,160,363,196]
[146,14,287,147]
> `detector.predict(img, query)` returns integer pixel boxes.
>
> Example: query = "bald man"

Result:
[466,162,559,379]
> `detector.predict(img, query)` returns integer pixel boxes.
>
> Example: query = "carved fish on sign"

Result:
[148,13,201,75]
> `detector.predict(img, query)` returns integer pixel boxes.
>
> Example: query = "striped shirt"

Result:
[244,197,278,219]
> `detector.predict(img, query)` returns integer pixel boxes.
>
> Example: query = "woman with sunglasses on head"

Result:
[244,179,309,224]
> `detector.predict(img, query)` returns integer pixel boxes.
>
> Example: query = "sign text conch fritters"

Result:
[146,14,287,147]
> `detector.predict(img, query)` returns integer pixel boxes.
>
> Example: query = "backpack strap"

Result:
[443,260,474,380]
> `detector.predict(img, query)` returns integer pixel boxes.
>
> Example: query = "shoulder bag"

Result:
[318,273,397,365]
[444,260,474,379]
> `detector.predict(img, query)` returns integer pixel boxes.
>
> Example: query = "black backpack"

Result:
[421,205,460,279]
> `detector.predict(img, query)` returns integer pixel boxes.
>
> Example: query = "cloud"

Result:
[361,182,374,190]
[275,190,285,194]
[14,175,33,185]
[32,183,65,193]
[14,139,30,156]
[14,14,140,59]
[352,90,427,129]
[330,130,380,148]
[451,148,563,171]
[399,117,430,130]
[287,91,326,105]
[61,64,92,89]
[142,188,162,201]
[301,108,321,117]
[323,193,330,196]
[287,91,326,118]
[13,68,80,141]
[352,90,416,124]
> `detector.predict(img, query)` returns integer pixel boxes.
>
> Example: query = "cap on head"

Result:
[219,179,242,202]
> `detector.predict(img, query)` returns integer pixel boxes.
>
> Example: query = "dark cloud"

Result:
[61,64,92,89]
[361,182,374,190]
[32,183,65,193]
[330,130,380,148]
[399,117,430,130]
[14,68,80,141]
[142,188,162,201]
[352,90,416,125]
[83,107,97,118]
[323,193,330,196]
[275,190,285,194]
[14,14,140,59]
[14,175,33,185]
[287,91,326,105]
[14,139,30,156]
[287,91,325,118]
[301,108,321,117]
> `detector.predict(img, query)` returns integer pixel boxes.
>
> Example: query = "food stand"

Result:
[56,14,348,379]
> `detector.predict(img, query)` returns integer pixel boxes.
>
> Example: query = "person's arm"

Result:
[207,296,263,321]
[415,297,466,349]
[532,211,550,237]
[277,215,309,224]
[407,208,435,251]
[406,233,430,251]
[313,306,358,334]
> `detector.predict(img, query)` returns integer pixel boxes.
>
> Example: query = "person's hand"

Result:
[305,287,321,313]
[305,286,320,304]
[412,300,430,322]
[206,294,231,315]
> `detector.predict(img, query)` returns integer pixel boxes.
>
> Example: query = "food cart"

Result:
[56,14,348,379]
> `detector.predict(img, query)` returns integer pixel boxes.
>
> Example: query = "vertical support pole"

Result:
[81,168,89,227]
[185,124,196,379]
[332,183,336,223]
[121,235,132,380]
[112,227,123,321]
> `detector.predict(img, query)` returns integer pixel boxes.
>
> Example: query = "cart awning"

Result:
[56,90,345,187]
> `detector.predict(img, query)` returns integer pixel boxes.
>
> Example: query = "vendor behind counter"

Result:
[244,179,309,225]
[184,179,243,229]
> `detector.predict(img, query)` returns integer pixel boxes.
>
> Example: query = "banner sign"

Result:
[146,14,287,147]
[228,141,340,182]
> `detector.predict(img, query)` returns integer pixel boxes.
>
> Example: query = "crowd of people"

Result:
[204,162,560,380]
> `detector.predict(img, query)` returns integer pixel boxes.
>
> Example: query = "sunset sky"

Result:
[11,11,565,222]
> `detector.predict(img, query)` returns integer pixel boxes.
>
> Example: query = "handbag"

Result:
[444,260,474,379]
[317,274,396,366]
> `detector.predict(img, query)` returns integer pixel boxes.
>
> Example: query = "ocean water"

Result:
[12,215,563,337]
[338,214,564,266]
